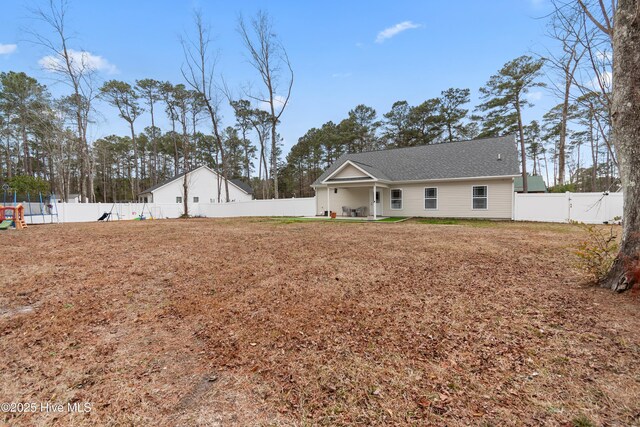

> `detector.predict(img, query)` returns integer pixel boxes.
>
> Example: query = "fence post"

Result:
[566,191,572,223]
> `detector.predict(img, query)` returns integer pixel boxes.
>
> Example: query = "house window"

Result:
[390,189,402,210]
[176,196,182,204]
[193,196,199,203]
[472,186,488,209]
[424,187,437,210]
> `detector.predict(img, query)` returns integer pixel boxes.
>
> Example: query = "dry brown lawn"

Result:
[1,218,639,426]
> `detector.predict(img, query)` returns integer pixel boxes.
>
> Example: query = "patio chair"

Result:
[342,206,351,217]
[356,206,367,217]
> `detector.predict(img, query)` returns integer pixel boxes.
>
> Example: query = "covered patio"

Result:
[312,159,392,220]
[322,182,388,220]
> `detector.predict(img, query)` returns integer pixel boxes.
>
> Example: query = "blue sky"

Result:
[0,0,556,155]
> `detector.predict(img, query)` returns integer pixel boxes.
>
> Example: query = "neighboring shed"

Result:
[514,175,547,193]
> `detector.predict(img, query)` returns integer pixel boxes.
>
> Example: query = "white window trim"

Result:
[424,187,438,210]
[176,196,183,204]
[472,185,489,210]
[390,188,403,210]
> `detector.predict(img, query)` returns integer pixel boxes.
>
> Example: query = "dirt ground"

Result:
[1,218,639,426]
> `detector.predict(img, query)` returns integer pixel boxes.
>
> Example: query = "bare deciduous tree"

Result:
[545,1,587,185]
[238,11,293,199]
[31,0,97,202]
[181,11,230,203]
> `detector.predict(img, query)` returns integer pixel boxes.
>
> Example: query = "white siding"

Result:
[382,179,513,218]
[332,163,370,179]
[149,167,252,213]
[315,178,514,219]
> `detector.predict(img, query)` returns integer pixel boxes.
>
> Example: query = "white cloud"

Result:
[595,50,612,62]
[39,49,118,74]
[526,91,543,102]
[590,71,612,89]
[0,43,17,55]
[259,95,287,112]
[331,72,352,78]
[375,21,421,43]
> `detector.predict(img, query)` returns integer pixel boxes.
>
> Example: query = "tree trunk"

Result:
[150,100,158,185]
[204,103,230,203]
[130,121,139,196]
[515,98,528,193]
[603,0,640,292]
[181,115,190,216]
[21,125,31,175]
[589,111,598,191]
[558,78,571,185]
[183,172,189,216]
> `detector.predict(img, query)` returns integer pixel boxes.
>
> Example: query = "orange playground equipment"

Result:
[0,204,27,230]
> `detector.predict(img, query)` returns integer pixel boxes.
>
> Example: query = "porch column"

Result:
[373,183,377,220]
[327,186,330,217]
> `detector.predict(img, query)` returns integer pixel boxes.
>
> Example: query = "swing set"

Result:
[97,200,154,221]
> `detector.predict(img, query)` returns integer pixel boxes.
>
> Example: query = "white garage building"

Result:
[138,166,253,207]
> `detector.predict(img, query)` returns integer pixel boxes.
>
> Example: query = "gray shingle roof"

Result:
[313,135,520,185]
[139,170,188,194]
[230,178,253,195]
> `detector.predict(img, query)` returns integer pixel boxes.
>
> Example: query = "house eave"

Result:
[313,174,519,188]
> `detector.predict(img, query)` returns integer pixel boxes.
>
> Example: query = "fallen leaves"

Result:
[0,219,639,426]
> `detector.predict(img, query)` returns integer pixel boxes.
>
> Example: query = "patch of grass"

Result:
[375,217,407,223]
[268,216,408,224]
[269,217,332,224]
[415,218,499,227]
[416,218,461,225]
[572,414,596,427]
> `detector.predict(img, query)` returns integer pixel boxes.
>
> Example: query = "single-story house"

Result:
[514,175,547,193]
[138,165,253,204]
[311,135,520,219]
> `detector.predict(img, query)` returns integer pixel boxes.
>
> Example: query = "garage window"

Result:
[472,186,488,210]
[176,196,182,204]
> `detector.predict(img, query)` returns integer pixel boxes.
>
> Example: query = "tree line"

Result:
[0,0,618,203]
[0,2,291,211]
[283,50,614,198]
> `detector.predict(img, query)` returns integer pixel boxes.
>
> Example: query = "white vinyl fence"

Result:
[20,197,316,224]
[17,193,621,225]
[513,192,623,224]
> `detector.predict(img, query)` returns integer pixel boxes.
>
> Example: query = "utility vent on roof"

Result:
[497,153,502,161]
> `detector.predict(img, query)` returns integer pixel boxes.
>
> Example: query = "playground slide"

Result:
[0,219,13,230]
